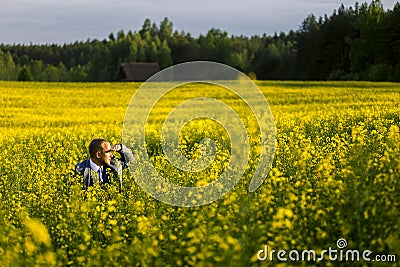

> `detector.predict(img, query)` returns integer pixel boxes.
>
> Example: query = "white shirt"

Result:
[89,158,103,182]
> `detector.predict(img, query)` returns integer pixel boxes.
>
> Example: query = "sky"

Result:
[0,0,398,44]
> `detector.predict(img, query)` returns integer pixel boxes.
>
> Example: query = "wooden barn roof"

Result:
[119,62,160,82]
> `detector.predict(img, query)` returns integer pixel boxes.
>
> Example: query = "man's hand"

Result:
[111,144,122,152]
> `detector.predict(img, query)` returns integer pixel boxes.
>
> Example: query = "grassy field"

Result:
[0,80,399,266]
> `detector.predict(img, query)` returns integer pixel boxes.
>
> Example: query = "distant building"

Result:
[118,62,160,82]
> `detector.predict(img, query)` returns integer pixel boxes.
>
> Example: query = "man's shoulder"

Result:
[75,159,90,174]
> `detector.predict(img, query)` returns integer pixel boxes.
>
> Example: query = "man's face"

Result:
[99,141,112,165]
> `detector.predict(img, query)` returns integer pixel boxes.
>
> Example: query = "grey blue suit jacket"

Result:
[74,144,134,188]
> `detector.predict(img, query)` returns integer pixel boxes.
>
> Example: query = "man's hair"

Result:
[88,138,108,158]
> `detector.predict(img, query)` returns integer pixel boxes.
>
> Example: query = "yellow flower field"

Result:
[0,80,399,266]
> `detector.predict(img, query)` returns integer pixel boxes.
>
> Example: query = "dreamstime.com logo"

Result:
[257,238,397,263]
[122,61,276,207]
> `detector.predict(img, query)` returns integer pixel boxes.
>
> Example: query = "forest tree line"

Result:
[0,0,399,82]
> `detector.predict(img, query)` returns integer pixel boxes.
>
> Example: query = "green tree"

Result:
[158,40,172,68]
[377,2,400,81]
[126,33,142,62]
[42,64,59,81]
[351,0,385,76]
[169,31,200,64]
[139,18,158,39]
[0,50,17,80]
[69,65,87,81]
[18,67,33,81]
[145,36,160,62]
[296,14,323,79]
[57,62,68,81]
[159,17,173,41]
[29,60,44,81]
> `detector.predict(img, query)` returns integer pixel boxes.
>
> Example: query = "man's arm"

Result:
[112,144,134,169]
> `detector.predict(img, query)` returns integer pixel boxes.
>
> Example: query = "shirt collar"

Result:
[89,158,102,172]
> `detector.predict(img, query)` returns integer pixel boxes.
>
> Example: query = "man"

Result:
[75,138,134,188]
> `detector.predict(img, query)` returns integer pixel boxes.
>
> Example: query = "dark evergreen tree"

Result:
[18,67,32,81]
